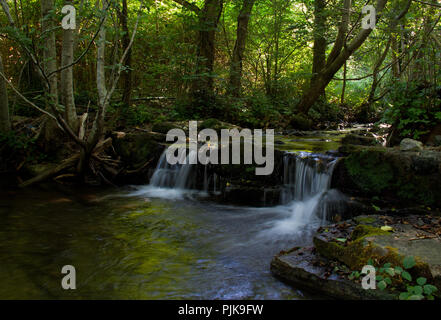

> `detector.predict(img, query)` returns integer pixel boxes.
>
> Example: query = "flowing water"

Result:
[0,134,345,299]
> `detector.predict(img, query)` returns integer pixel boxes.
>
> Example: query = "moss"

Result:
[289,114,313,131]
[395,176,435,206]
[152,121,177,134]
[315,225,435,284]
[344,150,394,193]
[354,216,377,225]
[314,225,390,269]
[351,224,389,240]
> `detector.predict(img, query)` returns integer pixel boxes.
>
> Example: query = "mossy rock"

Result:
[344,149,394,193]
[151,122,178,134]
[334,146,441,207]
[341,133,379,146]
[314,224,435,284]
[289,114,313,131]
[314,224,390,270]
[199,118,240,133]
[112,132,164,170]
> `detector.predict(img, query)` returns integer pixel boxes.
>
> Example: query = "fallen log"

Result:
[19,154,80,188]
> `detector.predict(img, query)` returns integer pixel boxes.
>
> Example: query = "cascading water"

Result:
[267,152,345,235]
[139,147,345,234]
[150,149,198,189]
[280,152,337,204]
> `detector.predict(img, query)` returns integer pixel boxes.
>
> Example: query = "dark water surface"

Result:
[0,185,320,299]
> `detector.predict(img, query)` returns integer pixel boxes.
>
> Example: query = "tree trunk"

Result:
[39,0,61,151]
[0,54,10,133]
[311,0,326,88]
[41,0,58,104]
[367,37,391,105]
[391,34,401,79]
[227,0,255,97]
[78,0,108,174]
[119,0,132,106]
[341,61,347,104]
[297,0,388,114]
[191,0,224,110]
[61,0,78,133]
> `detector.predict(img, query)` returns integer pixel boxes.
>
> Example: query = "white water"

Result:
[150,149,199,189]
[130,149,345,234]
[266,152,345,236]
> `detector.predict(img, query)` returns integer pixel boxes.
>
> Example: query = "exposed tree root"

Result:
[19,154,80,188]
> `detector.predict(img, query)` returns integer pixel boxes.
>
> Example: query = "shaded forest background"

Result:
[0,0,440,181]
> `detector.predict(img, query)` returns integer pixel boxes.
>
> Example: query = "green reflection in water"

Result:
[0,190,210,299]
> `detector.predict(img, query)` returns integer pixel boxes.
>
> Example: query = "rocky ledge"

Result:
[271,214,441,300]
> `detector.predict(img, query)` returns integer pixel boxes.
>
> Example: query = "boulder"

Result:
[400,138,423,152]
[272,215,441,299]
[271,247,395,300]
[313,216,441,292]
[341,133,379,146]
[332,145,441,208]
[151,121,177,134]
[112,131,165,183]
[288,114,313,131]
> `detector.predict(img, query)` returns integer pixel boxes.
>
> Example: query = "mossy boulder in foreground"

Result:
[272,215,441,299]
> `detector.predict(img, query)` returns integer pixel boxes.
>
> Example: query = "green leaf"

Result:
[399,292,409,300]
[394,266,403,274]
[377,280,387,290]
[385,268,395,276]
[423,284,438,295]
[381,225,393,232]
[376,275,383,281]
[402,271,412,281]
[383,263,392,268]
[408,294,424,300]
[384,277,392,285]
[403,256,416,269]
[412,286,423,295]
[416,277,427,286]
[336,238,347,243]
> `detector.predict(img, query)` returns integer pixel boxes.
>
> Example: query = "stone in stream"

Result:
[271,247,395,300]
[341,133,379,146]
[314,216,441,291]
[400,138,424,152]
[333,145,441,208]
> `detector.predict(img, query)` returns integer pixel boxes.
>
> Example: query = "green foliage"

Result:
[382,82,441,140]
[0,131,44,171]
[308,100,341,124]
[403,256,416,270]
[352,256,438,300]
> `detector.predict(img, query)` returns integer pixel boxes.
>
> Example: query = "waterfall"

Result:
[280,152,337,204]
[150,149,198,189]
[143,148,344,232]
[269,152,345,235]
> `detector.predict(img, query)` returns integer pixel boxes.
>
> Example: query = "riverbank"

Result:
[271,214,441,300]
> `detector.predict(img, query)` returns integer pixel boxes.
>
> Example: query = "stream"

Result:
[0,131,349,299]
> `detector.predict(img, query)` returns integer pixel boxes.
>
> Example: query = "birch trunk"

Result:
[41,0,58,104]
[61,0,78,133]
